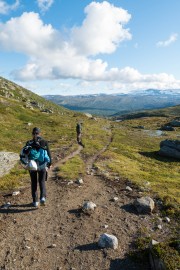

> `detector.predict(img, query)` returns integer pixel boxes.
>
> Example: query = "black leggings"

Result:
[29,169,46,202]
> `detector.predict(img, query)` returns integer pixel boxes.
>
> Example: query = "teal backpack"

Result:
[28,148,40,161]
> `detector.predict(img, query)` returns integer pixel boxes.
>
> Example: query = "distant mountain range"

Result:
[44,89,180,116]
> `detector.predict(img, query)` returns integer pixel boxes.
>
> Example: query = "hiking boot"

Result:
[33,202,39,208]
[40,197,46,206]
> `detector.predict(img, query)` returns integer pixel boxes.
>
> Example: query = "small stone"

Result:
[164,217,170,223]
[48,244,57,248]
[67,181,73,185]
[126,186,132,191]
[76,178,83,184]
[112,197,118,202]
[1,202,11,209]
[157,224,162,230]
[82,201,96,212]
[12,191,20,196]
[151,239,159,246]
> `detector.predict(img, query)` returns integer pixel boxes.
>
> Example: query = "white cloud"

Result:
[37,0,54,13]
[71,1,132,56]
[156,33,178,47]
[0,3,131,80]
[0,12,57,54]
[0,2,180,93]
[0,0,19,14]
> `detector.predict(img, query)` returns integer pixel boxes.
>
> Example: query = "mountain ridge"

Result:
[44,89,180,116]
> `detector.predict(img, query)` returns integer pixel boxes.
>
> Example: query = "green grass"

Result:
[95,117,180,205]
[57,155,85,180]
[0,77,180,211]
[0,164,29,191]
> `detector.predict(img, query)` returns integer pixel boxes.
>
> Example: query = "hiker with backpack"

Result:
[76,122,83,144]
[20,127,52,207]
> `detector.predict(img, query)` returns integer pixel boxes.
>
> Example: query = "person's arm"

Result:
[45,141,52,166]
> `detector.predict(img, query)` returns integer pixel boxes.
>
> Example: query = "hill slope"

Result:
[0,77,179,270]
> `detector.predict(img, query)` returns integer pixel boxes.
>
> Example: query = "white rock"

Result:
[84,113,92,118]
[157,225,162,230]
[82,201,96,212]
[1,202,11,209]
[98,233,118,249]
[12,191,20,196]
[67,180,73,185]
[76,178,83,184]
[49,244,56,248]
[151,239,159,246]
[126,186,132,191]
[134,196,155,214]
[112,197,118,202]
[165,217,170,223]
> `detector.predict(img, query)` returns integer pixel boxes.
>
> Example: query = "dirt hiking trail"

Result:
[0,142,169,270]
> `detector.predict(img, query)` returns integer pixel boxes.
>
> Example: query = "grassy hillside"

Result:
[113,105,180,120]
[0,76,110,190]
[95,114,180,209]
[0,76,179,213]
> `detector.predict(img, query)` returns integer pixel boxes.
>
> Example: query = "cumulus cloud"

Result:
[0,2,131,80]
[0,12,59,54]
[156,33,178,47]
[71,1,132,55]
[0,1,180,92]
[37,0,54,13]
[0,0,19,14]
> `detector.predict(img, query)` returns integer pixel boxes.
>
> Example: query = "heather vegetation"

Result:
[0,76,179,212]
[95,115,180,208]
[0,77,180,269]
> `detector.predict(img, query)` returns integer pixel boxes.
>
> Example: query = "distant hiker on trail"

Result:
[76,122,84,146]
[22,127,52,207]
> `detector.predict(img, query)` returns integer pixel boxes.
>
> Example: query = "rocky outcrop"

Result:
[158,139,180,159]
[0,151,19,177]
[160,125,175,131]
[168,119,180,127]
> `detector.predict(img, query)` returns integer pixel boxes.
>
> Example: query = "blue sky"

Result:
[0,0,180,95]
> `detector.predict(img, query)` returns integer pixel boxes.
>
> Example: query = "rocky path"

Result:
[0,143,157,270]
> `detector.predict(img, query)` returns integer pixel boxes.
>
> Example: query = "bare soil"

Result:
[0,144,175,270]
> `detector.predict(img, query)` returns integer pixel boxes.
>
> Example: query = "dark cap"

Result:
[32,127,41,134]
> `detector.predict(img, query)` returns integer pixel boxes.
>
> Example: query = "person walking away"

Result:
[76,122,82,144]
[26,127,52,207]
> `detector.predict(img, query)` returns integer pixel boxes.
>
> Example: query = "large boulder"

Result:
[134,196,155,214]
[98,233,118,249]
[169,120,180,127]
[160,125,175,131]
[158,140,180,159]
